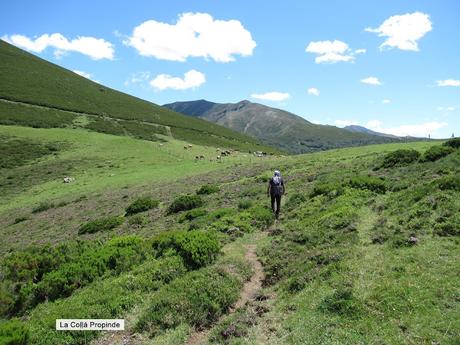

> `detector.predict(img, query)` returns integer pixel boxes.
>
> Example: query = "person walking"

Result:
[267,170,285,219]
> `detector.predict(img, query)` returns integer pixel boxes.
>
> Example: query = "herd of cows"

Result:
[180,144,269,162]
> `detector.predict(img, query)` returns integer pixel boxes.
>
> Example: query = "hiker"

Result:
[267,170,285,218]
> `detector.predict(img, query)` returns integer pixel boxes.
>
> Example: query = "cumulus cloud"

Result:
[361,77,382,86]
[307,87,320,96]
[355,48,367,54]
[305,40,356,64]
[365,12,432,51]
[124,12,256,62]
[250,92,290,102]
[73,70,92,79]
[150,69,205,90]
[437,106,455,112]
[382,99,391,104]
[2,33,114,60]
[437,79,460,87]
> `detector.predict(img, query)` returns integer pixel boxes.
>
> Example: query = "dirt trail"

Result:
[186,243,265,345]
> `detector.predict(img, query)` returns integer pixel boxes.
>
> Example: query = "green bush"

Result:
[442,137,460,149]
[196,184,220,195]
[152,230,221,268]
[127,214,149,227]
[436,175,460,191]
[237,199,253,210]
[0,319,29,345]
[178,208,207,223]
[347,175,386,193]
[168,195,203,214]
[421,145,454,162]
[31,201,55,214]
[136,268,241,334]
[310,181,344,198]
[249,205,273,228]
[285,192,307,210]
[381,149,420,168]
[78,215,124,235]
[125,197,159,216]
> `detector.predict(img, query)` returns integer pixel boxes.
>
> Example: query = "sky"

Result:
[1,0,459,138]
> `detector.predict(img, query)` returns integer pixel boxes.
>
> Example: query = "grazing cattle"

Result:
[216,155,221,161]
[187,144,193,148]
[184,145,188,150]
[63,177,74,183]
[199,155,205,160]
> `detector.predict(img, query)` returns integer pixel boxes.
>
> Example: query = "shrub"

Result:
[442,137,460,149]
[196,184,219,195]
[31,201,55,214]
[381,149,420,168]
[168,195,203,214]
[421,145,454,162]
[285,192,307,210]
[0,319,29,345]
[78,215,124,235]
[310,181,344,198]
[127,214,149,227]
[436,175,460,191]
[125,197,159,216]
[347,175,386,193]
[136,268,241,334]
[13,217,28,224]
[249,205,273,228]
[237,199,252,210]
[178,208,207,223]
[152,230,221,268]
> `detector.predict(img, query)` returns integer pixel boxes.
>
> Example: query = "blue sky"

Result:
[1,0,459,138]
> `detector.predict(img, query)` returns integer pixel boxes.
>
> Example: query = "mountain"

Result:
[344,125,399,138]
[164,99,400,154]
[0,40,278,154]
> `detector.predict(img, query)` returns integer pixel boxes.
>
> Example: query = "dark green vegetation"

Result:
[0,140,459,344]
[168,195,204,214]
[78,215,124,234]
[0,40,278,153]
[380,148,421,168]
[125,197,160,216]
[164,99,402,153]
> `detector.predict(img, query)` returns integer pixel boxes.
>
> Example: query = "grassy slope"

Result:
[0,40,278,153]
[0,122,458,344]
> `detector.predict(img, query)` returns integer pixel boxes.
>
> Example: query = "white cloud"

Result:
[311,120,322,125]
[361,77,382,86]
[2,33,114,60]
[355,48,367,54]
[124,12,256,63]
[124,71,151,86]
[437,79,460,87]
[73,70,92,79]
[437,106,455,112]
[307,87,320,96]
[150,69,205,91]
[337,119,447,137]
[365,12,432,51]
[382,99,391,104]
[305,40,356,64]
[250,92,290,102]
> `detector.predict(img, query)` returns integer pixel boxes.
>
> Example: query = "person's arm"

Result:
[267,180,271,197]
[282,179,286,195]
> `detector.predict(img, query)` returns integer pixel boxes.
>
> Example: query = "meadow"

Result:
[1,124,458,344]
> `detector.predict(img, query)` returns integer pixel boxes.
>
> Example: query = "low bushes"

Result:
[31,201,55,214]
[136,267,242,335]
[237,199,253,210]
[196,184,220,195]
[319,287,361,317]
[78,215,124,235]
[442,137,460,149]
[178,208,207,223]
[125,197,159,216]
[0,319,28,345]
[168,195,203,214]
[381,149,420,168]
[436,175,460,191]
[421,145,454,162]
[347,175,386,193]
[152,230,221,268]
[310,181,344,198]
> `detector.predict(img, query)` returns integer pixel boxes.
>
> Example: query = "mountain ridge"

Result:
[164,99,400,153]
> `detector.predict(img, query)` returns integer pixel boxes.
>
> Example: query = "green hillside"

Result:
[164,99,401,154]
[0,130,459,344]
[0,40,278,153]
